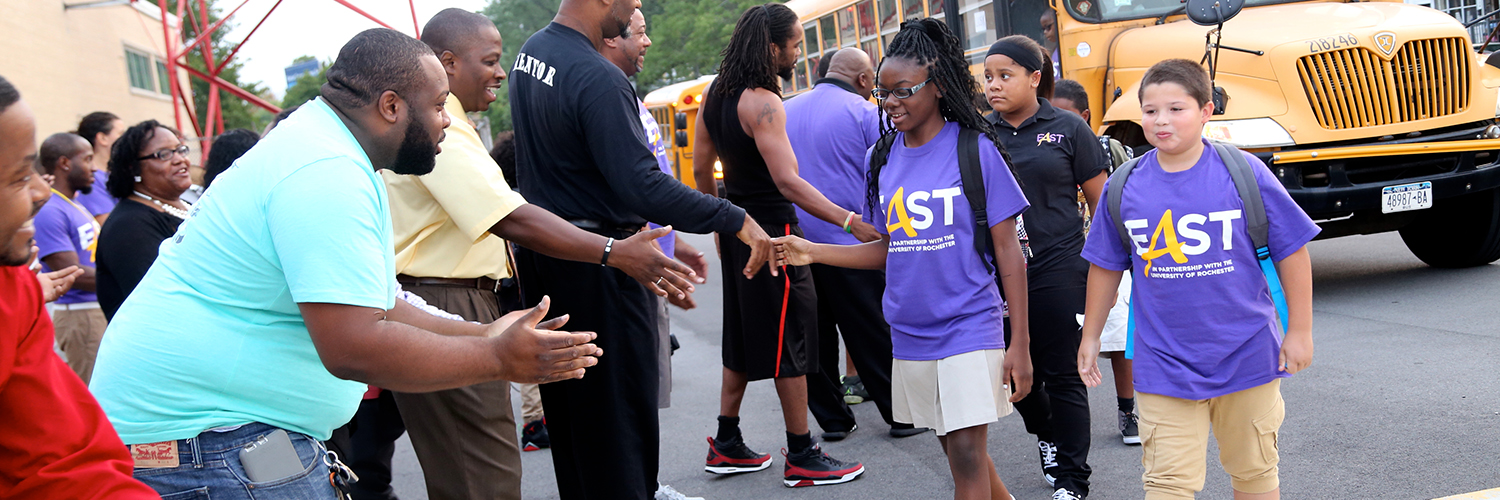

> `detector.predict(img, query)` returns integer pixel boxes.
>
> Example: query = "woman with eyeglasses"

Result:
[774,19,1033,499]
[96,120,193,320]
[982,35,1109,500]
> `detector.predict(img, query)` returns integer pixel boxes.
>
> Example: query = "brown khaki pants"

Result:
[1138,379,1285,499]
[390,284,520,500]
[53,306,107,384]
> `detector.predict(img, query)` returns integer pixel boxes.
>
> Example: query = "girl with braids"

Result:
[983,34,1108,500]
[773,18,1034,500]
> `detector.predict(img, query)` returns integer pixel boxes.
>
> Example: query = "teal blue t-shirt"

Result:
[90,98,398,444]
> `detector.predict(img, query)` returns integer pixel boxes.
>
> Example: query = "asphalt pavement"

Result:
[390,231,1500,499]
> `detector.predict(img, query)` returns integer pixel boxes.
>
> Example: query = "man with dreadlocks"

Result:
[692,2,871,489]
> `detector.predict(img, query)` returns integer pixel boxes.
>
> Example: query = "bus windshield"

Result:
[1065,0,1299,23]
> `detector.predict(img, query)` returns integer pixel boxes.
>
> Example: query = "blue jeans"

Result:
[133,422,339,500]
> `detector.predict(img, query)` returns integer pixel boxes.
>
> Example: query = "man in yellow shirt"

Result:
[381,9,696,500]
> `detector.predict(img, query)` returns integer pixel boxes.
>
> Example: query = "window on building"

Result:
[1437,0,1488,42]
[126,48,156,92]
[155,60,170,96]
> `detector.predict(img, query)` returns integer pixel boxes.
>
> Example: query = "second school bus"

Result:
[646,0,1500,267]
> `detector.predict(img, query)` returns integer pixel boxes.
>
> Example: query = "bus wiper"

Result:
[1156,4,1187,24]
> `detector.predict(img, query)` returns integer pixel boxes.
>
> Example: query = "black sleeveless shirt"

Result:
[701,86,797,225]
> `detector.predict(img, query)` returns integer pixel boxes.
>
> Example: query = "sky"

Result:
[220,0,491,98]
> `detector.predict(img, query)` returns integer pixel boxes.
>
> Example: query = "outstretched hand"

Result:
[38,265,83,303]
[611,226,700,298]
[487,296,602,384]
[771,235,815,267]
[736,215,776,278]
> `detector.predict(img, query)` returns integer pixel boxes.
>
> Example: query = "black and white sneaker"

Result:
[783,444,865,487]
[1120,410,1141,445]
[1052,487,1084,500]
[821,424,857,442]
[1038,440,1059,487]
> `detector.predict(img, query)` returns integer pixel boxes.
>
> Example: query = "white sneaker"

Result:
[1052,487,1083,500]
[656,483,704,500]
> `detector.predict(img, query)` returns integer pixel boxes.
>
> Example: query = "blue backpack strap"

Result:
[1213,142,1290,335]
[1106,156,1143,359]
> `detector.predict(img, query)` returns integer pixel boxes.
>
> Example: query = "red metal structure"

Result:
[139,0,419,159]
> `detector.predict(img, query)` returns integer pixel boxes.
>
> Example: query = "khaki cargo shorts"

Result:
[1137,379,1285,499]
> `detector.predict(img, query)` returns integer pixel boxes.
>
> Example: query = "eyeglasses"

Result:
[872,79,931,101]
[138,144,190,162]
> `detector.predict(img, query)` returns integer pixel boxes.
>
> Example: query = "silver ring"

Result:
[654,277,664,286]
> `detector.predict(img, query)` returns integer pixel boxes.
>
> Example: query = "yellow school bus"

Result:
[776,0,1500,267]
[643,75,717,192]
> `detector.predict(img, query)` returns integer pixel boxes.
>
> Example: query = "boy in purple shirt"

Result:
[32,132,107,383]
[1077,59,1318,500]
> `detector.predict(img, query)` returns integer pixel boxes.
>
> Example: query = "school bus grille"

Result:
[1296,37,1471,130]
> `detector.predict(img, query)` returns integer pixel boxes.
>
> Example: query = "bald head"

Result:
[824,48,875,98]
[421,8,497,56]
[38,133,88,175]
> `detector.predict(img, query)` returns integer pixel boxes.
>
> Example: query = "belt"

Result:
[397,274,501,293]
[567,219,645,238]
[52,301,101,311]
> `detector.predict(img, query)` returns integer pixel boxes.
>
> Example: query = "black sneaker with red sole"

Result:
[521,419,549,452]
[782,444,865,487]
[704,436,771,474]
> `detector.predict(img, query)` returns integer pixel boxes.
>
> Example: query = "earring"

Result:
[135,176,142,182]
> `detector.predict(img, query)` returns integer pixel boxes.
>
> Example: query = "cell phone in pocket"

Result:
[240,429,306,483]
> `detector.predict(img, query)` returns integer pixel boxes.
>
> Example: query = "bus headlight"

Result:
[713,160,723,180]
[1203,118,1295,148]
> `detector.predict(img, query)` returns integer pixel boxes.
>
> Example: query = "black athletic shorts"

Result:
[719,222,818,381]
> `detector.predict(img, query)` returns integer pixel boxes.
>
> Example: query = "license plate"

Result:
[1381,181,1433,214]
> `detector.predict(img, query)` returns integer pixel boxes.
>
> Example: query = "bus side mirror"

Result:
[1186,0,1243,25]
[675,113,688,130]
[676,130,688,148]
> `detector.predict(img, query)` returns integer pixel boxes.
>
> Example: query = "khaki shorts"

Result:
[891,349,1012,436]
[1137,379,1285,499]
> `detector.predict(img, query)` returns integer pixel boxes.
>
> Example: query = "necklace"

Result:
[134,190,192,219]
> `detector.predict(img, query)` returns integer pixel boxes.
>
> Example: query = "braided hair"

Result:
[713,3,800,97]
[865,18,1016,221]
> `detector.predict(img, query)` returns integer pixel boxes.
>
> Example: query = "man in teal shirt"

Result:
[89,28,601,500]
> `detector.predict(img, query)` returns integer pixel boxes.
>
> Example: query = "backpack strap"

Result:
[1211,141,1289,334]
[1107,156,1144,258]
[956,127,994,275]
[1215,142,1269,250]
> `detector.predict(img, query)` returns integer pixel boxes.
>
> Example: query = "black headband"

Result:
[986,39,1043,74]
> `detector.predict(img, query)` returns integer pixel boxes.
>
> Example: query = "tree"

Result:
[636,0,765,93]
[281,60,327,109]
[151,0,274,134]
[478,0,764,131]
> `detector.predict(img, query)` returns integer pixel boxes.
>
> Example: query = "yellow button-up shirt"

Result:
[383,94,527,280]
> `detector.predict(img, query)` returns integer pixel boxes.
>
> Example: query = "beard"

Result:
[390,117,439,176]
[777,61,794,81]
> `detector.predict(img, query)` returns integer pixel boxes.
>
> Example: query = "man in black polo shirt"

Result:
[508,0,776,497]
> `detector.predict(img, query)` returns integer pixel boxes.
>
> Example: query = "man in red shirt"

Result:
[0,74,160,499]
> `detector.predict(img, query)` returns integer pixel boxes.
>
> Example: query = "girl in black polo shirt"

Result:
[982,34,1108,500]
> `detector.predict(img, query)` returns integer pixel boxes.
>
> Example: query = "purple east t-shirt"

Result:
[76,170,116,216]
[870,122,1029,361]
[34,193,101,304]
[1082,139,1320,400]
[639,102,676,257]
[786,81,882,245]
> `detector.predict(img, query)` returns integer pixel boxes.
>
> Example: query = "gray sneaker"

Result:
[656,483,704,500]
